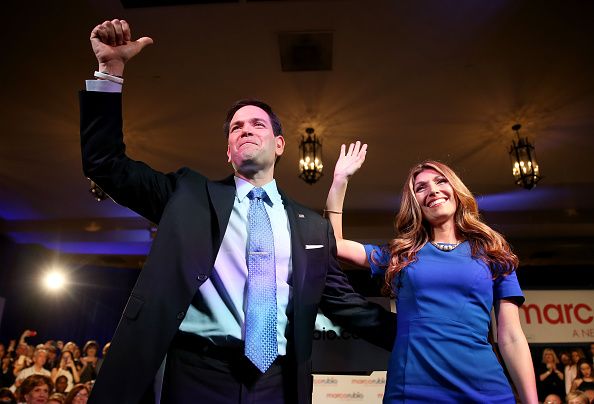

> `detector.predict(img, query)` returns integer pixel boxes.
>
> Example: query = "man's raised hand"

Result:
[90,19,153,76]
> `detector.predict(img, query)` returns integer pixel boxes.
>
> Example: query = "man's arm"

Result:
[81,20,177,223]
[318,222,396,351]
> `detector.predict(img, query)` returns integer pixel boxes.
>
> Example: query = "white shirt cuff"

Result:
[85,79,122,93]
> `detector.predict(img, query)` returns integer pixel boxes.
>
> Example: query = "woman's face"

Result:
[55,376,68,393]
[62,351,72,364]
[580,363,592,378]
[544,352,554,362]
[86,347,97,357]
[71,388,89,404]
[567,398,588,404]
[25,383,49,404]
[571,351,581,363]
[413,169,457,227]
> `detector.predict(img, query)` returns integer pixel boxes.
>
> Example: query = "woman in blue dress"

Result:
[325,142,537,403]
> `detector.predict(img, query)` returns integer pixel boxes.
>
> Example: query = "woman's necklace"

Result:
[430,240,461,252]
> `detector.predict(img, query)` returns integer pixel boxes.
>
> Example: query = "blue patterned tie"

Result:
[245,187,278,372]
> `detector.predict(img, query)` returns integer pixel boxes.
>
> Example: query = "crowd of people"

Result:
[0,330,109,404]
[1,328,592,403]
[537,345,594,404]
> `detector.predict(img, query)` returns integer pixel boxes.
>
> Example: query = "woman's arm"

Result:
[570,378,582,392]
[69,360,80,383]
[539,365,563,382]
[325,142,369,267]
[495,299,538,404]
[51,367,58,382]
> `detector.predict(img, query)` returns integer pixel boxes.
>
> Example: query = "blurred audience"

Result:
[539,348,566,401]
[78,342,98,384]
[94,343,109,376]
[565,390,589,404]
[0,387,16,404]
[51,351,79,393]
[52,376,68,397]
[18,374,52,404]
[47,392,65,404]
[1,330,591,404]
[543,393,562,404]
[59,344,81,374]
[570,359,594,393]
[567,348,587,395]
[11,347,50,393]
[64,384,89,404]
[42,346,58,373]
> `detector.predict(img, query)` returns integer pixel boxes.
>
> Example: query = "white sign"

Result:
[519,290,594,343]
[312,371,386,404]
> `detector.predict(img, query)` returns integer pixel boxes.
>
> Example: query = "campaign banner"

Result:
[312,371,386,404]
[518,290,594,343]
[312,297,391,373]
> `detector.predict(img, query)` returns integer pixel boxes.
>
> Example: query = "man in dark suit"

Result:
[82,19,395,404]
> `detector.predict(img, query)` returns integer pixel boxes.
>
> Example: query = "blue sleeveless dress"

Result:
[364,242,524,404]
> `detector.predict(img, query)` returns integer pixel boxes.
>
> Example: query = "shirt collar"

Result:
[234,176,282,207]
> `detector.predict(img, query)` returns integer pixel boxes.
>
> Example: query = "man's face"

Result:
[226,105,284,175]
[16,343,28,356]
[34,350,47,367]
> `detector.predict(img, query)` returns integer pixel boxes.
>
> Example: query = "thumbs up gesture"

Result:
[90,19,153,77]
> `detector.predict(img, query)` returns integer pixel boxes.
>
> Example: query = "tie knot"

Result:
[248,187,267,201]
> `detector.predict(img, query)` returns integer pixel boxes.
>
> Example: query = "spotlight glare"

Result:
[43,271,67,291]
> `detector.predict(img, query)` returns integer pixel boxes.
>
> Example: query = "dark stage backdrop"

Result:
[0,240,139,347]
[0,235,590,349]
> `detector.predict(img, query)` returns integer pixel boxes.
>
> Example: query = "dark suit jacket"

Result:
[80,91,395,404]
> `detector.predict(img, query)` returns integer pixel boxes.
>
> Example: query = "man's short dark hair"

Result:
[223,99,283,139]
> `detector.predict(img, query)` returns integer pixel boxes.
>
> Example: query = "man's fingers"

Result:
[90,23,108,43]
[121,20,132,42]
[112,19,125,46]
[90,20,131,46]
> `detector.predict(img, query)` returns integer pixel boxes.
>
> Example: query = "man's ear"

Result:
[275,135,285,157]
[226,144,231,163]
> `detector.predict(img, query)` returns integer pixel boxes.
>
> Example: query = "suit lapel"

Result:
[207,174,236,246]
[280,190,308,294]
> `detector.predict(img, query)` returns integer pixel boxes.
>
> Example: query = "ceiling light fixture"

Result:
[298,127,323,184]
[509,124,542,190]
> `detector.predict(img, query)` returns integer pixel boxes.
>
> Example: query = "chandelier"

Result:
[298,127,323,184]
[509,124,542,190]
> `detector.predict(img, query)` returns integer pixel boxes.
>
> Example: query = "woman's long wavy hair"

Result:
[379,161,518,294]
